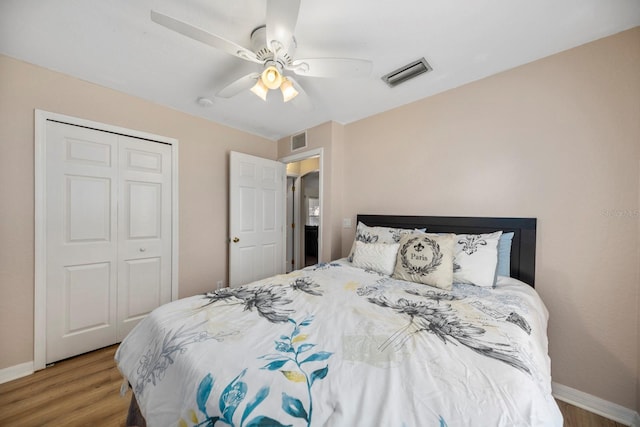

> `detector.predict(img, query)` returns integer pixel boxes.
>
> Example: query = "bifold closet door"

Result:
[45,121,172,363]
[45,122,119,363]
[116,136,172,340]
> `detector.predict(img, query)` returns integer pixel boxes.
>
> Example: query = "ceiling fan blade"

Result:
[216,73,260,98]
[150,10,261,64]
[288,58,373,78]
[287,76,312,111]
[265,0,300,53]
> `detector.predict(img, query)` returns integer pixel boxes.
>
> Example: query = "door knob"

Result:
[139,247,146,252]
[232,237,240,243]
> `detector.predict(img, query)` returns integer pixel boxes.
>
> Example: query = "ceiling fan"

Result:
[150,0,372,108]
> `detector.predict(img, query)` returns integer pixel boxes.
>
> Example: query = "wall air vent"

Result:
[291,131,307,151]
[381,57,432,88]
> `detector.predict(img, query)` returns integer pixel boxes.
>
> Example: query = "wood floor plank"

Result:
[556,399,626,427]
[0,346,128,427]
[2,362,118,419]
[0,345,628,427]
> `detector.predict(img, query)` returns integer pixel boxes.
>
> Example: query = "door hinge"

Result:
[291,223,295,229]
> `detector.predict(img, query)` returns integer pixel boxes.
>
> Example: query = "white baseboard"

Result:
[553,382,640,427]
[0,360,34,384]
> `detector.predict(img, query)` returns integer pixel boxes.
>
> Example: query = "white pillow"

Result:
[352,241,400,275]
[348,222,424,261]
[453,231,502,287]
[392,233,456,290]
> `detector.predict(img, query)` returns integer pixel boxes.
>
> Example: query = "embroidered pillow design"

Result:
[392,233,455,290]
[453,231,502,287]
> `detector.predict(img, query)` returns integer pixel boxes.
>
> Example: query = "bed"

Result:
[115,215,562,426]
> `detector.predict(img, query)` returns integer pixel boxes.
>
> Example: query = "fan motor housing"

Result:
[250,25,294,66]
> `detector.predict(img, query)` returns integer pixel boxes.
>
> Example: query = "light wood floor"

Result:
[0,345,628,427]
[0,345,128,426]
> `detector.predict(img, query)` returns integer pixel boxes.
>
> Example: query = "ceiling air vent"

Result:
[291,131,307,151]
[381,57,432,88]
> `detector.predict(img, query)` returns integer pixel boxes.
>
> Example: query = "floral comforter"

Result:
[115,259,562,427]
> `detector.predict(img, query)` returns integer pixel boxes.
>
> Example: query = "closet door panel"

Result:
[46,122,118,364]
[123,257,162,319]
[117,136,172,340]
[63,263,112,333]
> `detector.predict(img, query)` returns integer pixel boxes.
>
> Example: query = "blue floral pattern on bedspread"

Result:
[179,317,333,427]
[115,260,562,427]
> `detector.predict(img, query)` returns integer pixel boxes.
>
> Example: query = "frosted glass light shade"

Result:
[280,78,298,102]
[250,79,269,101]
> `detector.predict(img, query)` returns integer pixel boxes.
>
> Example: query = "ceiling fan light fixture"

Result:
[261,66,283,90]
[250,79,269,101]
[280,78,298,102]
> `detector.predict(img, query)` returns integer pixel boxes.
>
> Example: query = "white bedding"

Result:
[116,259,562,426]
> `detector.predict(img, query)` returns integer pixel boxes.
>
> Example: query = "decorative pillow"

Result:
[496,232,514,277]
[392,233,455,290]
[352,241,400,275]
[453,231,502,287]
[348,222,424,261]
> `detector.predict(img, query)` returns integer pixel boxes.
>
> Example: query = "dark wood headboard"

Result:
[356,215,537,287]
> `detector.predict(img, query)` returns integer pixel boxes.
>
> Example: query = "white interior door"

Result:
[229,151,286,287]
[45,122,119,363]
[116,136,172,340]
[45,121,173,363]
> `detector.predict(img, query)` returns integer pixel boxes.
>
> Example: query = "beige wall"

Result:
[342,27,640,410]
[286,157,320,176]
[277,122,345,263]
[0,55,277,370]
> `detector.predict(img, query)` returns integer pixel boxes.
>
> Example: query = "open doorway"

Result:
[302,171,319,267]
[282,151,322,272]
[285,176,296,273]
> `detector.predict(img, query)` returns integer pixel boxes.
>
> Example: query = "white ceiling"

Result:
[1,0,639,140]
